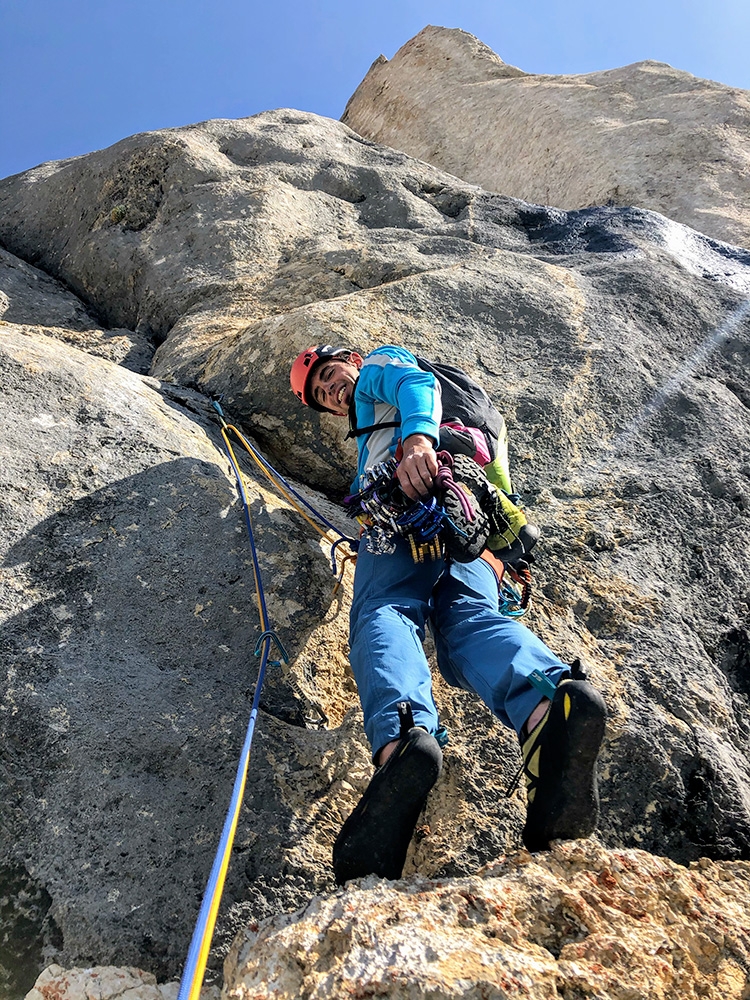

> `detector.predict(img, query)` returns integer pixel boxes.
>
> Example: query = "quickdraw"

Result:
[342,454,477,563]
[345,453,533,616]
[499,559,533,617]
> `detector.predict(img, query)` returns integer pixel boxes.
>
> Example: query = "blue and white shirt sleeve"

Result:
[352,345,442,485]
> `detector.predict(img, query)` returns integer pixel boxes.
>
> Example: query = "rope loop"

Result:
[434,452,476,522]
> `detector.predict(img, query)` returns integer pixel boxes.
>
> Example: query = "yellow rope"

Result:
[223,423,355,581]
[186,772,247,1000]
[179,419,287,1000]
[180,405,359,1000]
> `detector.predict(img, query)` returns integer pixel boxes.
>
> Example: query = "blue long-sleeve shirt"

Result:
[351,346,442,489]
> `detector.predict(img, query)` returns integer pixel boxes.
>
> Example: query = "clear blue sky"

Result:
[2,0,749,180]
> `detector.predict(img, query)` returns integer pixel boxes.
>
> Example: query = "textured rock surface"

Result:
[0,108,749,998]
[0,326,358,995]
[25,965,190,1000]
[342,26,750,250]
[225,841,750,1000]
[0,247,153,372]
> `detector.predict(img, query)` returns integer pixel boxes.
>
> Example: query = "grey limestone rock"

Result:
[0,107,748,997]
[0,326,358,995]
[0,247,153,372]
[342,25,750,250]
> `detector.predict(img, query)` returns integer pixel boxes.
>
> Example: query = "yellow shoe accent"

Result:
[522,711,550,759]
[564,692,571,720]
[484,453,513,494]
[487,489,528,550]
[521,705,553,799]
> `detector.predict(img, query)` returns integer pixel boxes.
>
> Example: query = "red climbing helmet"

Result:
[290,344,349,411]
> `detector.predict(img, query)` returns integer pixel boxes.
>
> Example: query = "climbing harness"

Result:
[343,451,533,617]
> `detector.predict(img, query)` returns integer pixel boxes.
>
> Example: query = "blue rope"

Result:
[229,419,358,546]
[176,640,269,1000]
[177,411,283,1000]
[212,400,358,573]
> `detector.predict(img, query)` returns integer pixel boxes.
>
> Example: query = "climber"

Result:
[290,343,607,884]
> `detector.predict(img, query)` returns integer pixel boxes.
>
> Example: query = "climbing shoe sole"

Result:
[521,679,607,852]
[333,728,443,884]
[440,454,490,563]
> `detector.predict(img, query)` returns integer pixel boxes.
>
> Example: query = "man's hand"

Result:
[397,434,440,500]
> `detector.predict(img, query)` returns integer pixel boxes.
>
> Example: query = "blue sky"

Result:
[2,0,749,180]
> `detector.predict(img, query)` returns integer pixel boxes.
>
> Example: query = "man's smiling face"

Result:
[309,355,362,415]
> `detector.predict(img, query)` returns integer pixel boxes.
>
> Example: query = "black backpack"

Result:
[347,355,505,463]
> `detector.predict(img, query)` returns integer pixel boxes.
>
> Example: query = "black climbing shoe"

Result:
[520,677,607,852]
[333,727,443,884]
[447,463,540,566]
[488,523,540,566]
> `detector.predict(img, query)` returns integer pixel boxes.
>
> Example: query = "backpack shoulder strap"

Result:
[345,398,400,439]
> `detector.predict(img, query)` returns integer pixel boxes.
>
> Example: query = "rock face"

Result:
[0,108,749,999]
[0,323,360,997]
[225,841,750,1000]
[25,966,185,1000]
[0,247,153,372]
[342,26,750,250]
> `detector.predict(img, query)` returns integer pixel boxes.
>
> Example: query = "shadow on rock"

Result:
[0,456,352,990]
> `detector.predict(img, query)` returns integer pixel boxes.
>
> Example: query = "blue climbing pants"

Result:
[349,537,569,758]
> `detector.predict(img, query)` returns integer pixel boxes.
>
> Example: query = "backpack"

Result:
[347,355,505,464]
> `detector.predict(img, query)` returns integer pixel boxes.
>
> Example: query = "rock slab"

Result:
[225,840,750,1000]
[343,25,750,250]
[0,107,749,997]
